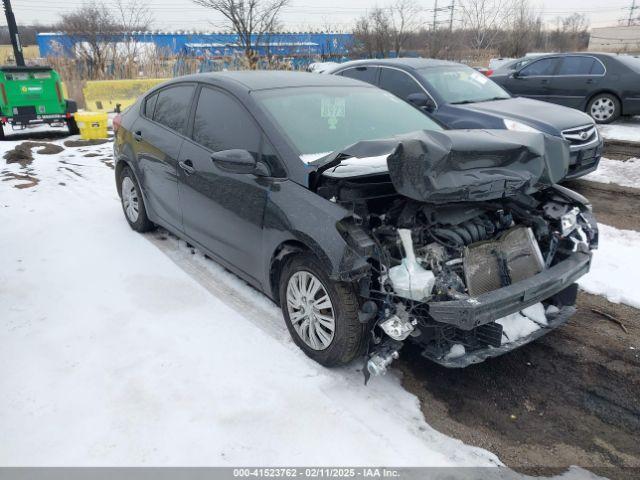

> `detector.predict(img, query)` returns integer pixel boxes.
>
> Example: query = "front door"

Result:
[177,86,275,283]
[507,57,561,102]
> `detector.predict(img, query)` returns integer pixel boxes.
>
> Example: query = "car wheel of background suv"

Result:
[119,166,155,232]
[587,93,620,124]
[279,253,366,367]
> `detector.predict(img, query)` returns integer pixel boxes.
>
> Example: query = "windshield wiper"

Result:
[450,96,509,105]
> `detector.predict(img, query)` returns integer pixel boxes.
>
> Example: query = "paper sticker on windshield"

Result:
[321,97,345,130]
[470,71,488,84]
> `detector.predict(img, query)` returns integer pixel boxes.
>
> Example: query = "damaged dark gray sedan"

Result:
[113,72,598,378]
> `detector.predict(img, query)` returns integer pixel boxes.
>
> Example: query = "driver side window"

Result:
[379,68,423,101]
[192,87,286,177]
[520,58,560,77]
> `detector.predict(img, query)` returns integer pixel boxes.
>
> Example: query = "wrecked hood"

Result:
[315,129,570,203]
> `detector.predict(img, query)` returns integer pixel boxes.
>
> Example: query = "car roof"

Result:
[334,57,462,70]
[170,70,371,91]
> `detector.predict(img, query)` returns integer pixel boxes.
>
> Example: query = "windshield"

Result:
[253,86,442,160]
[418,66,510,104]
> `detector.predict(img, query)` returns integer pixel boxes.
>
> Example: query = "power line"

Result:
[627,0,639,25]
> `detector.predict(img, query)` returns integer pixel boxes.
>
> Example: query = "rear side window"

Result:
[520,58,559,76]
[153,85,195,135]
[192,87,285,177]
[558,56,602,75]
[144,92,158,118]
[340,66,379,85]
[379,68,423,101]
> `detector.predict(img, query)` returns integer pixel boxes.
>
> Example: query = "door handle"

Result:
[541,79,549,84]
[178,159,196,175]
[133,131,143,142]
[586,78,594,84]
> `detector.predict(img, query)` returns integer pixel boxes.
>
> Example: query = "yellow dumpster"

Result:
[74,112,109,140]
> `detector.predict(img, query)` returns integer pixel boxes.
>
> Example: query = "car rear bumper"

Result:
[4,113,69,125]
[426,250,591,330]
[429,305,576,367]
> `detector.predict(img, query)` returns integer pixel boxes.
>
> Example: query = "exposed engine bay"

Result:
[312,130,598,380]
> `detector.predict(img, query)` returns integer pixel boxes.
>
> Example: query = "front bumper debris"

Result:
[428,305,576,368]
[427,251,591,330]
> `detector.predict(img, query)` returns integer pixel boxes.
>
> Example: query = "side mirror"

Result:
[407,93,436,112]
[211,149,257,174]
[512,70,522,79]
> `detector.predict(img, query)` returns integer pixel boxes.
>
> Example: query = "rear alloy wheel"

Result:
[587,94,620,124]
[279,253,365,367]
[119,167,155,232]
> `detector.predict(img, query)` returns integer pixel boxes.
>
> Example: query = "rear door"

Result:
[132,83,195,231]
[505,57,561,102]
[548,55,605,109]
[177,85,284,283]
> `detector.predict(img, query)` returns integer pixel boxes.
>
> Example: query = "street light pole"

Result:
[3,0,25,66]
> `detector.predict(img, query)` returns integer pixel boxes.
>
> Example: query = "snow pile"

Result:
[496,303,547,345]
[598,120,640,142]
[583,157,640,189]
[0,135,500,466]
[445,344,466,359]
[323,154,390,177]
[578,224,640,309]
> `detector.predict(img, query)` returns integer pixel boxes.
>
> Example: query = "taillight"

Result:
[0,83,7,104]
[55,82,63,103]
[483,69,494,77]
[113,113,122,133]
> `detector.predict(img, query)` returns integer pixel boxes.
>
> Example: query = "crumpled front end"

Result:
[314,130,597,379]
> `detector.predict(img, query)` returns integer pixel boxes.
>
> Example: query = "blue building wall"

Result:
[37,32,353,59]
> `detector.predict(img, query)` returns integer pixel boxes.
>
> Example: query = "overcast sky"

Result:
[3,0,635,31]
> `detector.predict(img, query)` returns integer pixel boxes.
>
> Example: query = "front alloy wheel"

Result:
[279,253,365,367]
[286,271,336,350]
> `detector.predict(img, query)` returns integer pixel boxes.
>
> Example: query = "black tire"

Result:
[119,166,155,232]
[587,93,620,124]
[279,253,366,367]
[0,124,5,140]
[66,116,80,135]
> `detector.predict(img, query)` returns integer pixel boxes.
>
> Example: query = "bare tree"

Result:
[113,0,154,62]
[459,0,509,57]
[388,0,420,56]
[353,8,393,58]
[192,0,290,68]
[56,3,121,78]
[502,0,541,57]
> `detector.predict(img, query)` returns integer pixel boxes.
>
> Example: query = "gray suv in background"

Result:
[328,58,602,180]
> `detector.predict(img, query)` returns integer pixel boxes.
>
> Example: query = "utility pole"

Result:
[449,0,455,31]
[3,0,24,66]
[433,0,438,31]
[628,0,638,26]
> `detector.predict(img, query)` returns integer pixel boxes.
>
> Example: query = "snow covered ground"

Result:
[578,224,640,309]
[583,156,640,189]
[0,134,501,466]
[0,130,631,476]
[598,116,640,142]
